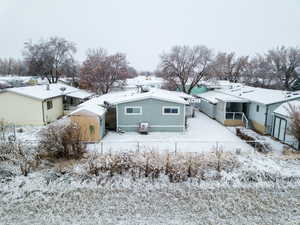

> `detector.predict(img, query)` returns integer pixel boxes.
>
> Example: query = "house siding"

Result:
[0,92,44,125]
[117,98,185,132]
[199,100,216,118]
[43,97,64,124]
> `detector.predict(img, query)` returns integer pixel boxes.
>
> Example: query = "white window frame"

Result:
[124,106,142,115]
[162,106,180,115]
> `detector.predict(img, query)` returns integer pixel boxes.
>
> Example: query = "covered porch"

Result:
[215,95,249,128]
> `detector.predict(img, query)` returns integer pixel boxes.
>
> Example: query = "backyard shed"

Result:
[272,100,300,149]
[68,105,106,142]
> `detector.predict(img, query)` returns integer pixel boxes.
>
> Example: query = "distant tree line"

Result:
[0,36,137,93]
[1,37,299,93]
[0,58,28,76]
[157,45,300,93]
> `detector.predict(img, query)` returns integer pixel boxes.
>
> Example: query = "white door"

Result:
[273,117,280,139]
[279,119,286,141]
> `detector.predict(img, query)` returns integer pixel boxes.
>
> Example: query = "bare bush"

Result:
[85,150,239,183]
[38,121,86,160]
[287,103,300,150]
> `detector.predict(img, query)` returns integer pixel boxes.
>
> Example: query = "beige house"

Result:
[0,84,94,126]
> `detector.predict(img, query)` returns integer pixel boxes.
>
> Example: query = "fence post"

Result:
[175,142,177,155]
[101,142,103,155]
[137,141,140,152]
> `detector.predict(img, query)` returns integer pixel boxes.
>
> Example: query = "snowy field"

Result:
[1,151,300,225]
[88,112,254,154]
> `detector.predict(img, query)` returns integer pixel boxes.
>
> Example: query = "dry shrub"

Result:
[287,103,300,150]
[236,128,270,153]
[38,121,86,160]
[86,150,239,183]
[0,141,40,176]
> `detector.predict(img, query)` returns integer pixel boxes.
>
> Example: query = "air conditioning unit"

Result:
[138,122,149,134]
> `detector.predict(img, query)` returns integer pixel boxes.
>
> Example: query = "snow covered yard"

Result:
[88,112,253,154]
[1,152,300,225]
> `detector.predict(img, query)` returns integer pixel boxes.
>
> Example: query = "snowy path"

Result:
[88,112,253,153]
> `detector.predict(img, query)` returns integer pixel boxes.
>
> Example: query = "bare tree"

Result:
[287,103,300,150]
[157,45,213,94]
[267,46,300,90]
[243,54,279,88]
[80,48,130,94]
[0,58,28,76]
[211,52,249,83]
[23,37,77,83]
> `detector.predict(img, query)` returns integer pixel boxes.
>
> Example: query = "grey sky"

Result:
[0,0,300,71]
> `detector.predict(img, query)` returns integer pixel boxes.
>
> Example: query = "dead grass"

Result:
[85,150,240,182]
[282,146,300,160]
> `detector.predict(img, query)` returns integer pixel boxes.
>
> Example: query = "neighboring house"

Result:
[0,84,94,125]
[197,85,300,134]
[81,88,189,132]
[68,105,106,142]
[272,100,300,149]
[196,90,248,127]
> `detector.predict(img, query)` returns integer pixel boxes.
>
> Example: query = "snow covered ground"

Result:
[1,151,300,225]
[88,112,253,154]
[2,110,300,224]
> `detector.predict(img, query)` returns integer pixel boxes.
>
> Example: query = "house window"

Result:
[256,105,260,112]
[47,100,53,110]
[162,106,180,115]
[124,106,142,115]
[89,125,95,135]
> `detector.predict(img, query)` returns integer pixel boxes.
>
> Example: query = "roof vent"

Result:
[60,87,66,92]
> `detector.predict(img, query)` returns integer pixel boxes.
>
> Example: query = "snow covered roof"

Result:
[220,86,300,105]
[65,90,94,99]
[197,91,247,104]
[2,84,95,101]
[81,88,189,107]
[125,76,164,88]
[273,100,300,117]
[69,105,106,117]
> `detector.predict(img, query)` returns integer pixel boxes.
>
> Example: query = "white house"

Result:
[0,84,94,125]
[197,85,300,134]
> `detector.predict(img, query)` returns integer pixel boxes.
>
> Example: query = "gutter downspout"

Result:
[264,105,269,134]
[42,100,46,125]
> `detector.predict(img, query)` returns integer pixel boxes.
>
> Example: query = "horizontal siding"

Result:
[117,98,185,132]
[0,92,44,125]
[199,101,216,118]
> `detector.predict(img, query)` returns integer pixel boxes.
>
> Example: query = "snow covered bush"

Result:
[85,150,240,182]
[38,121,85,160]
[287,103,300,150]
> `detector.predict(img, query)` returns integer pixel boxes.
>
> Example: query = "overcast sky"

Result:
[0,0,300,71]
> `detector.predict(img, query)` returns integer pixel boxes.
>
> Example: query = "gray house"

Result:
[80,89,189,132]
[197,85,300,134]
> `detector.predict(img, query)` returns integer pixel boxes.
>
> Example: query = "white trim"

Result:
[124,106,142,115]
[183,104,186,132]
[118,125,184,128]
[116,104,119,131]
[162,106,180,115]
